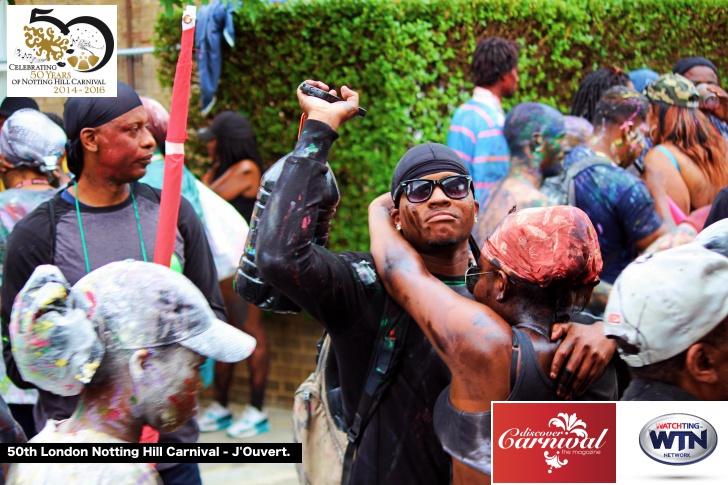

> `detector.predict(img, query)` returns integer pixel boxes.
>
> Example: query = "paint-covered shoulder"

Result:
[579,164,638,196]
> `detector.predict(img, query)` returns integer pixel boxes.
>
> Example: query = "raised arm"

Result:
[368,194,511,408]
[255,82,371,331]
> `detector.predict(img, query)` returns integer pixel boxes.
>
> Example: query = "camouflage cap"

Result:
[642,73,699,108]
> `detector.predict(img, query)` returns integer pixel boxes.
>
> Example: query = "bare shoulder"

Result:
[645,145,682,181]
[233,159,261,175]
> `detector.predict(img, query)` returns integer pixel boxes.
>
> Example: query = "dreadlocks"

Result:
[571,67,631,123]
[470,37,520,87]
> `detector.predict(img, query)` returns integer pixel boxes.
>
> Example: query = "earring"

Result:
[396,223,402,231]
[474,215,478,223]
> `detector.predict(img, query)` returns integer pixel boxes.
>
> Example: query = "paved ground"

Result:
[197,401,298,485]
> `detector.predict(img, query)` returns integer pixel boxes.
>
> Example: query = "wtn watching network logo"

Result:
[639,413,718,465]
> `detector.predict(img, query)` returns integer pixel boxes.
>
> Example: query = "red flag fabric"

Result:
[154,5,196,266]
[143,5,196,446]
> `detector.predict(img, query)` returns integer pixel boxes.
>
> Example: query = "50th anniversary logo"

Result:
[6,5,117,97]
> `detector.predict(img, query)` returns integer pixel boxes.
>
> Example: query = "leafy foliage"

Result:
[154,0,728,252]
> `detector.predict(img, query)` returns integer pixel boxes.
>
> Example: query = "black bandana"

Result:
[390,142,470,198]
[63,81,142,177]
[672,57,719,78]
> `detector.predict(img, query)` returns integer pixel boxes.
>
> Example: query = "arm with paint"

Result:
[256,82,368,329]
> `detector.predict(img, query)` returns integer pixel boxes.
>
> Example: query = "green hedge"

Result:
[154,0,728,252]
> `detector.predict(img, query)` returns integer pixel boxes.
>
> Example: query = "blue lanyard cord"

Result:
[73,181,148,275]
[73,182,91,275]
[131,189,148,263]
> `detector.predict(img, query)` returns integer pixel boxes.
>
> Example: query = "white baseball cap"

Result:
[604,244,728,367]
[694,219,728,258]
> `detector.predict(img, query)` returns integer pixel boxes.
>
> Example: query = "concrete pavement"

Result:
[197,401,299,485]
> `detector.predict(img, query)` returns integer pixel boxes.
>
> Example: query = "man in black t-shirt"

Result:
[255,81,616,484]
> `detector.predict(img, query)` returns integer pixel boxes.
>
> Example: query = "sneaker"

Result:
[227,405,270,438]
[198,401,233,432]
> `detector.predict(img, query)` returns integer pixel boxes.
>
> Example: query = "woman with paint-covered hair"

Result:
[368,202,617,484]
[6,261,256,484]
[643,74,728,215]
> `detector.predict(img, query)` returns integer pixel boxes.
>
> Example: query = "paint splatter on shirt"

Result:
[564,145,663,283]
[447,88,510,206]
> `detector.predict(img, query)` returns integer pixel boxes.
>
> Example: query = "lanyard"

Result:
[74,181,148,274]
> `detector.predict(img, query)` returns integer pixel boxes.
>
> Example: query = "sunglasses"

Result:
[393,175,473,207]
[465,266,493,294]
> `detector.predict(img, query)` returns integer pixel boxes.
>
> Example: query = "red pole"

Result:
[154,5,196,266]
[142,6,196,447]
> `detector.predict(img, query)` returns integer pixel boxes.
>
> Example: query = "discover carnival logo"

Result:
[492,402,616,483]
[6,5,117,97]
[639,413,718,465]
[499,412,608,474]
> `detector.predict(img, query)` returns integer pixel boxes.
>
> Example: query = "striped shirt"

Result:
[447,87,510,205]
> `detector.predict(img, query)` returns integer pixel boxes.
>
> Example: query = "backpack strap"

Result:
[563,155,613,206]
[341,297,410,484]
[47,198,57,264]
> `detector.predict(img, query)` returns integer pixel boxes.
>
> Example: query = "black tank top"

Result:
[433,326,618,474]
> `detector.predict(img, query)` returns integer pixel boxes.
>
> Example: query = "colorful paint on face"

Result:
[504,103,565,176]
[541,131,567,177]
[613,119,647,166]
[93,106,155,184]
[135,346,204,433]
[626,124,646,159]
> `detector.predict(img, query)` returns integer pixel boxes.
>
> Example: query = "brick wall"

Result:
[203,312,322,408]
